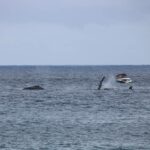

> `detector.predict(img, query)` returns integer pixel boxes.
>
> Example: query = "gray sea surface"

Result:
[0,66,150,150]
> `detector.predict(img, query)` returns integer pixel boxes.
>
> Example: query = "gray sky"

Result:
[0,0,150,65]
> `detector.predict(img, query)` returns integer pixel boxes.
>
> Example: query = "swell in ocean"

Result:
[0,65,150,150]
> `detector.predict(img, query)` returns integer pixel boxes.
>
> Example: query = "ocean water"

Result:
[0,66,150,150]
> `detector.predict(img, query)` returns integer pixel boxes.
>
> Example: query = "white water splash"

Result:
[103,75,117,89]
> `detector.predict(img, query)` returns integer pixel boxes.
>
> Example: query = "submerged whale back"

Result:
[23,85,44,90]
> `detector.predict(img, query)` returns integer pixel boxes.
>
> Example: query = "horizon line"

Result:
[0,64,150,66]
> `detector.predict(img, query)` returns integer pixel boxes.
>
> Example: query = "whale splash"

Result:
[103,75,117,89]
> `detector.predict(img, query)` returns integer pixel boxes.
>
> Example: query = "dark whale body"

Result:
[23,85,44,90]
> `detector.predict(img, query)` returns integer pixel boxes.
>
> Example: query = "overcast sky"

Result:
[0,0,150,65]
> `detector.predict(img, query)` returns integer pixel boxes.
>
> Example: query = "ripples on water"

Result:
[0,66,150,150]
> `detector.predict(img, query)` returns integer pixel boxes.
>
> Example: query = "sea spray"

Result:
[103,75,117,89]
